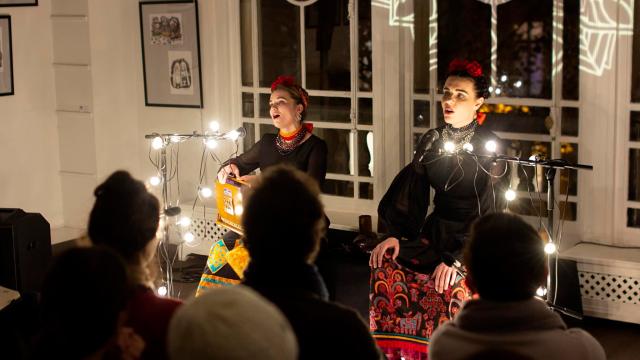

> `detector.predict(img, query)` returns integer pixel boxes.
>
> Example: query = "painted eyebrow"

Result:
[269,97,288,105]
[443,87,469,94]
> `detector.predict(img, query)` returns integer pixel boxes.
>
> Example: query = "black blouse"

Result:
[378,124,509,271]
[229,133,328,187]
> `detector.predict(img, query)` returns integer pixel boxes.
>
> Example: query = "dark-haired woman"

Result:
[368,59,509,360]
[88,170,182,360]
[197,76,328,295]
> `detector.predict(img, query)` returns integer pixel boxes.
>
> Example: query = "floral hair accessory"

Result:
[270,75,308,109]
[448,59,483,77]
[476,111,487,125]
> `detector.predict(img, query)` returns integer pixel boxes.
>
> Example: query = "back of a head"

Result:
[465,213,545,301]
[88,170,160,262]
[37,246,131,358]
[168,285,298,360]
[242,165,324,264]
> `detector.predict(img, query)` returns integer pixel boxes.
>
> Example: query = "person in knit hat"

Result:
[167,285,297,360]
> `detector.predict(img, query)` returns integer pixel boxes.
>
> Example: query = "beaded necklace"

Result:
[441,119,478,152]
[275,125,309,155]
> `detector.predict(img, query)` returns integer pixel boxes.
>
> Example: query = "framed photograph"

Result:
[139,0,203,108]
[0,0,38,7]
[0,15,14,96]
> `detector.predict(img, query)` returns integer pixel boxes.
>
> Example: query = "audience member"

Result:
[168,285,297,360]
[241,165,383,359]
[429,213,606,360]
[32,246,137,359]
[89,170,181,360]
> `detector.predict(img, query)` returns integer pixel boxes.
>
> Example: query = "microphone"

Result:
[442,252,467,277]
[221,127,246,140]
[414,129,440,164]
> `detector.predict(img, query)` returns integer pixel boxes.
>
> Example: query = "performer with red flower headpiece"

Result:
[197,76,328,295]
[368,59,509,359]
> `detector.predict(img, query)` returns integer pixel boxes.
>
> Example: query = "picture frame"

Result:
[0,15,14,96]
[139,0,203,108]
[0,0,38,7]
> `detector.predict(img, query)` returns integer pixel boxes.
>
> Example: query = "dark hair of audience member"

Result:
[241,165,325,264]
[464,213,546,302]
[88,170,160,285]
[33,246,131,359]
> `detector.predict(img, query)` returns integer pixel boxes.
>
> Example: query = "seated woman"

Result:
[88,170,182,360]
[241,165,383,359]
[197,76,328,295]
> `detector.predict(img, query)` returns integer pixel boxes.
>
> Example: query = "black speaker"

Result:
[0,208,52,293]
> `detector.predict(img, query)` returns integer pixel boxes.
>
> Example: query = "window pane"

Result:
[510,198,548,218]
[358,98,372,125]
[242,122,255,151]
[436,101,445,127]
[505,139,552,193]
[631,111,640,141]
[242,92,254,118]
[558,201,577,222]
[560,142,578,196]
[628,208,640,228]
[305,1,350,91]
[322,179,354,197]
[561,107,579,136]
[413,132,423,153]
[359,0,372,92]
[259,93,270,118]
[307,96,351,123]
[414,0,429,94]
[240,0,253,86]
[358,131,373,177]
[562,0,580,100]
[314,128,352,175]
[632,0,640,102]
[259,123,277,137]
[482,105,551,134]
[497,0,553,99]
[414,100,430,128]
[629,149,640,201]
[259,0,300,87]
[437,0,491,90]
[359,182,374,199]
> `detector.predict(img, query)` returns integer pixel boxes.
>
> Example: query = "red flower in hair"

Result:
[448,59,483,77]
[271,75,297,91]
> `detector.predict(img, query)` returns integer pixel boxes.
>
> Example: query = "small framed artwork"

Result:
[139,0,203,108]
[0,0,38,7]
[0,15,13,96]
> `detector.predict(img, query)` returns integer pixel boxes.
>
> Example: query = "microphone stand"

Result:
[443,150,592,319]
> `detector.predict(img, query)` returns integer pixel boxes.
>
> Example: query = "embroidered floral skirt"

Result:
[369,256,471,360]
[196,231,249,297]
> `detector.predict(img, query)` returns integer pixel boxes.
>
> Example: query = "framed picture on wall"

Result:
[139,0,203,108]
[0,15,14,96]
[0,0,38,7]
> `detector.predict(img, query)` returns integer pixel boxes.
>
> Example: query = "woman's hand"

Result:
[217,163,240,183]
[433,262,456,293]
[238,174,257,184]
[369,237,400,268]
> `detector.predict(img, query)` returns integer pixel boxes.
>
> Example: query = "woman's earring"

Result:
[296,113,302,121]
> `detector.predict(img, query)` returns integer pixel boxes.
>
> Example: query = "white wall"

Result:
[0,2,64,227]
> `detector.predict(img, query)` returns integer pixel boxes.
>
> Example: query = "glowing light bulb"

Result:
[544,242,557,254]
[536,286,547,297]
[234,205,244,216]
[227,130,241,141]
[157,286,168,297]
[529,154,539,161]
[488,86,494,93]
[444,141,456,153]
[462,143,474,152]
[183,231,195,243]
[505,189,516,201]
[209,121,220,132]
[485,140,497,153]
[514,80,522,88]
[178,216,191,228]
[494,88,502,95]
[205,138,218,149]
[151,137,164,150]
[149,176,161,186]
[500,75,508,82]
[200,187,213,198]
[170,135,181,143]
